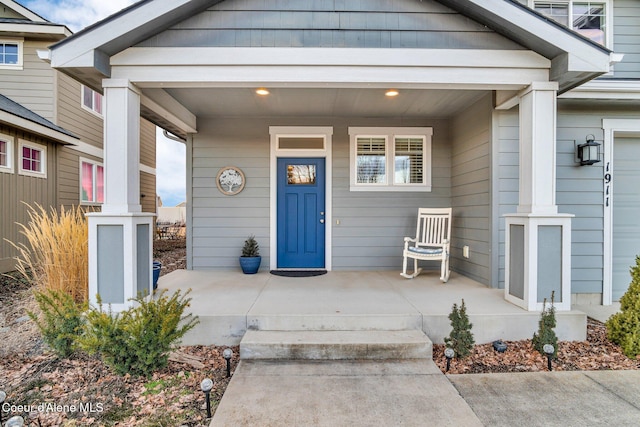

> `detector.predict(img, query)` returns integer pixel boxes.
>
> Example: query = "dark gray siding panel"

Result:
[137,0,524,50]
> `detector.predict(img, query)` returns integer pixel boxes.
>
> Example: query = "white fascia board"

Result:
[0,0,47,22]
[111,48,549,89]
[114,65,548,89]
[0,23,71,37]
[460,0,610,74]
[0,111,78,145]
[141,89,197,134]
[561,80,640,100]
[112,47,550,69]
[52,49,111,78]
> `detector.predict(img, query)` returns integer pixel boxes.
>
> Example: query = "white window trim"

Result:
[0,38,23,70]
[0,133,14,174]
[348,127,432,192]
[79,157,104,206]
[81,85,103,117]
[18,140,46,178]
[528,0,613,49]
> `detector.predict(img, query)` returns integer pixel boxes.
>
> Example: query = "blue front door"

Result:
[277,157,325,268]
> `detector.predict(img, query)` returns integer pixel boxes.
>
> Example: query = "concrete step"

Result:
[240,330,432,360]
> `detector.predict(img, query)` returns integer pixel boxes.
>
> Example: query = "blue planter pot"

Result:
[153,261,162,289]
[239,256,261,274]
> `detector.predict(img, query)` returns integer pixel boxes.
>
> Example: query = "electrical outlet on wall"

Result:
[463,245,470,258]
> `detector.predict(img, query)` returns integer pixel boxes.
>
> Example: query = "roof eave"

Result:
[0,110,79,145]
[438,0,612,92]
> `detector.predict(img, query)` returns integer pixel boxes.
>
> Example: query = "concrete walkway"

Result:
[211,359,483,427]
[212,364,640,426]
[449,370,640,427]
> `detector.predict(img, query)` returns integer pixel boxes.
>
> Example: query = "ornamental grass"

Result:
[10,203,88,303]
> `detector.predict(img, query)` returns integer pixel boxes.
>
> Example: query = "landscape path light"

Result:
[223,348,234,378]
[0,390,5,423]
[5,416,24,427]
[201,378,214,418]
[543,344,555,371]
[444,347,455,372]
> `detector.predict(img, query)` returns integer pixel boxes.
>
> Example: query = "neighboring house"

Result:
[45,0,638,312]
[0,0,157,272]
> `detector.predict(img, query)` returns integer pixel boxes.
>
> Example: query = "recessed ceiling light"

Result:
[256,88,270,96]
[385,89,399,97]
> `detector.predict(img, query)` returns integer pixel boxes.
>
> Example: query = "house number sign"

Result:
[604,162,611,207]
[216,166,245,196]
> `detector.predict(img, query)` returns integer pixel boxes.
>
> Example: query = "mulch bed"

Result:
[2,237,639,425]
[434,317,640,374]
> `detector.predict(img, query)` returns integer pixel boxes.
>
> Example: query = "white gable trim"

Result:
[0,0,47,22]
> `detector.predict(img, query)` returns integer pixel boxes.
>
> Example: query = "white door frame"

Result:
[602,118,640,305]
[269,126,333,271]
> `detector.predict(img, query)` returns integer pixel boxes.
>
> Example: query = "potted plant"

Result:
[239,235,261,274]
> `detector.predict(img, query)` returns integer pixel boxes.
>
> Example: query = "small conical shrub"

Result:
[444,299,475,359]
[241,235,260,257]
[606,256,640,358]
[532,291,558,358]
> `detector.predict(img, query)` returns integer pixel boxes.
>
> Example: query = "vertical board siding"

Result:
[496,105,640,295]
[613,0,640,78]
[190,116,451,271]
[140,171,157,214]
[450,94,492,285]
[137,0,523,50]
[0,41,55,120]
[140,119,156,169]
[0,127,58,272]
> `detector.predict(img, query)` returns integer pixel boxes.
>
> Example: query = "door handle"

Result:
[320,219,325,224]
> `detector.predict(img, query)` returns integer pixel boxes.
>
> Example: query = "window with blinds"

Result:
[356,137,386,184]
[394,137,424,184]
[348,127,432,192]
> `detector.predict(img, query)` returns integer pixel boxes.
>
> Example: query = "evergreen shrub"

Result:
[606,256,640,358]
[29,290,87,358]
[444,299,475,358]
[79,290,199,377]
[532,291,558,358]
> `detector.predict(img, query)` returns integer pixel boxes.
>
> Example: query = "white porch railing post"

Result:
[504,82,573,311]
[87,79,154,312]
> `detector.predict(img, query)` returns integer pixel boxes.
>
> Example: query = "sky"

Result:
[22,0,187,207]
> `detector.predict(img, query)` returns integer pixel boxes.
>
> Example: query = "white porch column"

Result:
[87,79,154,311]
[504,82,572,311]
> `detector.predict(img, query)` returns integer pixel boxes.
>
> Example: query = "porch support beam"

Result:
[86,78,154,311]
[504,82,572,311]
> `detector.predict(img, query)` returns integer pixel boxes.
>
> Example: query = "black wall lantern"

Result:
[576,135,601,166]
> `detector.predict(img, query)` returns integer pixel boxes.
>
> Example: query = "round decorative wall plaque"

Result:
[216,166,245,195]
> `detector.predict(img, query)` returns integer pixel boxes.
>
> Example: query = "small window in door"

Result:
[287,164,316,185]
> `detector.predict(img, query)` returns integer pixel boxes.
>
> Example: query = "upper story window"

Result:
[0,134,13,173]
[0,39,23,69]
[532,1,609,46]
[80,158,104,204]
[349,127,432,192]
[82,85,103,116]
[18,140,46,178]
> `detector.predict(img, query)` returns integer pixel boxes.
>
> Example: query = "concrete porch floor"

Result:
[157,269,615,347]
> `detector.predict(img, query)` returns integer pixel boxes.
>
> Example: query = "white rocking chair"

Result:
[401,208,452,282]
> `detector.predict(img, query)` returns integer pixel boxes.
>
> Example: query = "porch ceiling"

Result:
[160,87,488,119]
